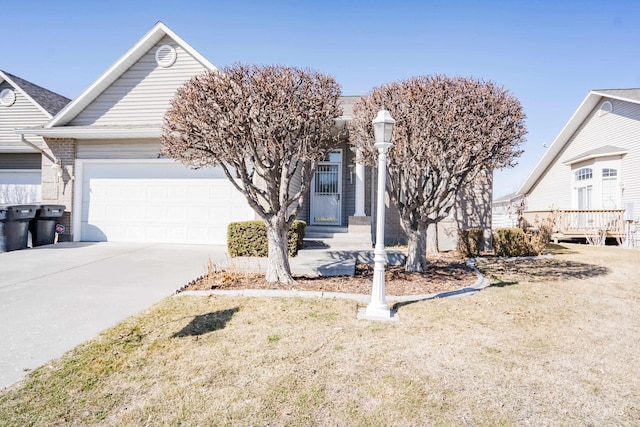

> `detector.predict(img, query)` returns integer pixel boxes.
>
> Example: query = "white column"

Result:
[354,152,366,216]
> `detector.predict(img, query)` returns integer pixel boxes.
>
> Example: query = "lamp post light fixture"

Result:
[365,109,396,320]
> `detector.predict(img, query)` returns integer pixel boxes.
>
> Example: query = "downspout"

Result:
[20,135,56,164]
[21,134,64,189]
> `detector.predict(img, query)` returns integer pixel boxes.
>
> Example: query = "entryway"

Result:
[310,150,342,226]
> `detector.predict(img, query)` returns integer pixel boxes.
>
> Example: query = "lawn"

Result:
[1,243,639,426]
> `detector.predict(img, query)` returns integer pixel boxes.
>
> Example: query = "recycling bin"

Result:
[29,204,66,247]
[0,204,38,252]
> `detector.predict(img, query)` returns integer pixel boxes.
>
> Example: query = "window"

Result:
[577,185,592,209]
[602,168,618,209]
[572,160,621,210]
[575,168,593,181]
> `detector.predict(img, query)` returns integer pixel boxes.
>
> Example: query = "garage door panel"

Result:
[81,162,254,244]
[166,184,188,202]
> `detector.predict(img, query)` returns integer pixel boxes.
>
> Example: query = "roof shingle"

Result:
[1,71,70,116]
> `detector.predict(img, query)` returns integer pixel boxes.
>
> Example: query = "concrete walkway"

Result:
[0,242,228,390]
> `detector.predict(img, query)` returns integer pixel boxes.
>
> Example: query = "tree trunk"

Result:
[405,223,428,272]
[264,217,295,284]
[426,222,439,254]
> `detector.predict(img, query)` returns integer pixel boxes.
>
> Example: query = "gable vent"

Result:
[155,44,177,68]
[599,100,613,116]
[0,88,16,107]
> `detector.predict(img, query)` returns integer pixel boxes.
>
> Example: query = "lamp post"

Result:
[366,110,395,319]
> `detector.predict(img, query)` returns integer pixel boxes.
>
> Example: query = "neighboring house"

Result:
[492,192,521,229]
[0,71,69,203]
[517,89,640,240]
[17,22,492,248]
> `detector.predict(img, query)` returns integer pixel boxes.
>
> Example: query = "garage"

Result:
[76,160,255,244]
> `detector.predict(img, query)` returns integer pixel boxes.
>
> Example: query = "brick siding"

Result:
[41,138,76,242]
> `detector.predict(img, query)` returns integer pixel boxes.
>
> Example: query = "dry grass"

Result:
[1,243,640,426]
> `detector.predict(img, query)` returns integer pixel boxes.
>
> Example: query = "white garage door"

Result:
[80,161,254,244]
[0,170,41,204]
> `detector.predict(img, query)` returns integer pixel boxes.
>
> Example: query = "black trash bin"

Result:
[0,204,38,252]
[29,204,66,247]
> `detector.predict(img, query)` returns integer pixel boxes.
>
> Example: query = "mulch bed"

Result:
[180,254,479,296]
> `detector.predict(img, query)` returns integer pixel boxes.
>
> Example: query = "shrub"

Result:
[457,228,484,258]
[227,220,306,257]
[493,227,536,257]
[528,212,556,254]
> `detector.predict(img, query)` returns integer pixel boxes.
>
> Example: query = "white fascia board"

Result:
[562,149,629,166]
[517,92,602,195]
[0,71,54,119]
[47,21,218,129]
[15,126,161,139]
[590,91,640,106]
[158,22,218,72]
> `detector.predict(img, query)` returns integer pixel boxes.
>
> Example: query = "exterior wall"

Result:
[527,99,640,212]
[0,81,48,151]
[454,169,493,249]
[70,36,208,126]
[76,139,160,159]
[41,138,76,241]
[378,169,493,249]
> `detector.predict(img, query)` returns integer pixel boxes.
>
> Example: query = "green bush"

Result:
[227,220,306,257]
[457,228,484,258]
[492,227,536,257]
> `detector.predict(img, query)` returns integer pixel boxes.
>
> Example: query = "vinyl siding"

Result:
[70,36,208,126]
[76,139,161,159]
[527,99,640,212]
[0,81,48,151]
[0,153,41,169]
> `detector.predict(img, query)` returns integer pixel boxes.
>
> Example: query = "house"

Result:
[17,22,492,249]
[517,89,640,240]
[0,71,69,204]
[491,192,522,229]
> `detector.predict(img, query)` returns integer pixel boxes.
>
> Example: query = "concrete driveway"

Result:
[0,242,228,390]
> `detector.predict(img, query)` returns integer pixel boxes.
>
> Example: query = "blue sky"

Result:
[3,0,640,198]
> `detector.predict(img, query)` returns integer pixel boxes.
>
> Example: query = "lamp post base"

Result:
[358,306,398,321]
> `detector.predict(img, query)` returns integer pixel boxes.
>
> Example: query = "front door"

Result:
[310,153,342,225]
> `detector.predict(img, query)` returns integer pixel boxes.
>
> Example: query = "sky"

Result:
[3,0,640,199]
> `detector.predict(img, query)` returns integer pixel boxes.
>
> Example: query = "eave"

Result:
[16,125,161,139]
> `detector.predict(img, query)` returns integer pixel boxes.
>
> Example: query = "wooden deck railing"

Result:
[522,209,625,238]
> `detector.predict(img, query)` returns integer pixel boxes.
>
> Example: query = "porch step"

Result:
[304,225,349,239]
[303,225,371,250]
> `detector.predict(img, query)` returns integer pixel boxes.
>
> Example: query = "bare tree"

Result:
[161,64,342,283]
[350,75,526,272]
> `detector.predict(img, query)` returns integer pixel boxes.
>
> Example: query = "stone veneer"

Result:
[41,138,76,242]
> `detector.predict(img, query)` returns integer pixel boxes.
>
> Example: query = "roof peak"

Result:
[0,70,70,116]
